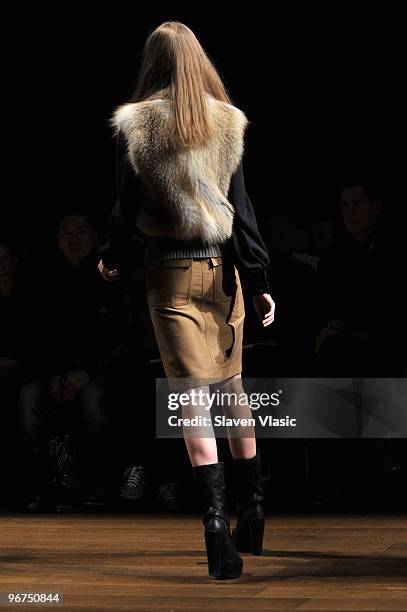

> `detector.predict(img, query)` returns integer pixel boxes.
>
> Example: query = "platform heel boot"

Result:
[232,451,265,555]
[193,462,243,579]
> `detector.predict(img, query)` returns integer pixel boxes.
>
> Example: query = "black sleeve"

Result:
[228,161,271,297]
[98,130,146,270]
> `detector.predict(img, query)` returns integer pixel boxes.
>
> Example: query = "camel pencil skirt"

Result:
[145,256,245,391]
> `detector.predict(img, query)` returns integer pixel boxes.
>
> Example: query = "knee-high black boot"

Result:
[232,451,265,555]
[193,462,243,579]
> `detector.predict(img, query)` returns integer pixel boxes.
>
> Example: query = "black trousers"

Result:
[17,376,114,493]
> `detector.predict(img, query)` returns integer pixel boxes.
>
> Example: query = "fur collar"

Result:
[110,94,248,244]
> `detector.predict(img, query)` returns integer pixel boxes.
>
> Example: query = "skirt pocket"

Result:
[210,256,237,303]
[145,259,193,308]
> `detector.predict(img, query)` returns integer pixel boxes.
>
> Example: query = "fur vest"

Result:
[110,93,248,245]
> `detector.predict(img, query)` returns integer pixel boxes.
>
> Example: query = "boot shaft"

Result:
[233,451,264,506]
[193,462,228,523]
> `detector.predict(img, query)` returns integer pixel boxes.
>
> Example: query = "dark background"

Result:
[3,8,407,248]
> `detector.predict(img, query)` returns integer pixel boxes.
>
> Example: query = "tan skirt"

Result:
[145,256,245,390]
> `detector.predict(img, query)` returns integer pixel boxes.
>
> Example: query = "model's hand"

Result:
[98,259,119,282]
[253,294,275,327]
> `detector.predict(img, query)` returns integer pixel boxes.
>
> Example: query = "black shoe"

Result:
[232,452,265,556]
[193,462,243,579]
[157,481,181,510]
[120,466,146,501]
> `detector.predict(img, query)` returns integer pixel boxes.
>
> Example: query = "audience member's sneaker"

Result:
[157,482,182,510]
[120,466,146,501]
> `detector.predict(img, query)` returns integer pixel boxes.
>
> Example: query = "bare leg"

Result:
[181,374,256,464]
[214,373,256,459]
[181,384,218,467]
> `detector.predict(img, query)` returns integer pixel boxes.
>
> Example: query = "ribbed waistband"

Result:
[144,241,224,262]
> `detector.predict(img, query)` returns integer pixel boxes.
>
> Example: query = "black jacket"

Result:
[30,250,133,380]
[99,133,271,297]
[317,227,407,333]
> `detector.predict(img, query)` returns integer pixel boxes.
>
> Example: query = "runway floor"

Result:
[1,513,407,610]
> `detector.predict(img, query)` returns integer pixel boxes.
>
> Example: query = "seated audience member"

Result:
[17,211,133,511]
[315,180,407,376]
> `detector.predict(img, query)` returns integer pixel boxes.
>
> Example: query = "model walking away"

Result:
[98,21,276,579]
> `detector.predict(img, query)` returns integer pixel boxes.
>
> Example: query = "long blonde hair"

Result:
[131,21,232,149]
